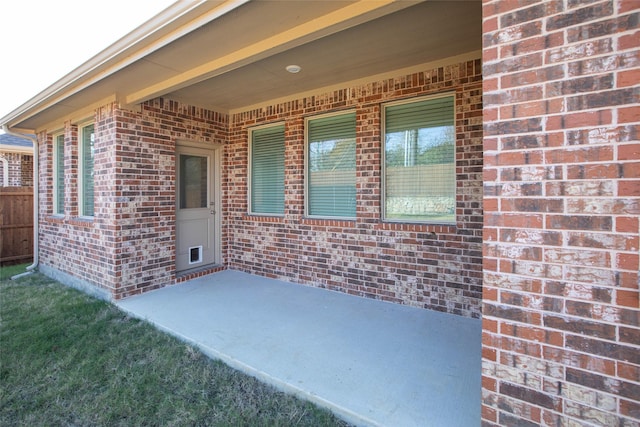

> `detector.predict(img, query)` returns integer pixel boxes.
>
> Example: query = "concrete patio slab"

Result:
[117,270,481,427]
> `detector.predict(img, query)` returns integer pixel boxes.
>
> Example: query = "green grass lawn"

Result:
[0,265,349,426]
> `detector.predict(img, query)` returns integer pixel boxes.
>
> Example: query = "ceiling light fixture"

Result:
[285,64,302,74]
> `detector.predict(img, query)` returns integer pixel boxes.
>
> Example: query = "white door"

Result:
[176,146,218,272]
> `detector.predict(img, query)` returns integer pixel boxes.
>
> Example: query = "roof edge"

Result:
[1,0,249,131]
[0,143,34,154]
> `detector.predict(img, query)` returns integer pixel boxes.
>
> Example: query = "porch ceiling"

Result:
[166,0,482,113]
[3,0,481,131]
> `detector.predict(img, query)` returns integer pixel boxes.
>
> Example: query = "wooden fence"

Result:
[0,186,34,265]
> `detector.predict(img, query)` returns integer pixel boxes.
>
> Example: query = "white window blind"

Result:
[384,95,455,223]
[80,124,95,217]
[54,134,64,214]
[251,125,285,215]
[307,112,356,218]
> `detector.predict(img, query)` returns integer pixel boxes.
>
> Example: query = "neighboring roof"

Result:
[0,133,34,154]
[1,0,482,133]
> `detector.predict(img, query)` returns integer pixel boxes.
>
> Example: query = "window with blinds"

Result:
[54,134,64,215]
[250,124,285,215]
[80,123,95,217]
[306,112,356,218]
[383,95,455,223]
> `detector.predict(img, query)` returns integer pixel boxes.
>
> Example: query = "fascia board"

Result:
[0,144,34,154]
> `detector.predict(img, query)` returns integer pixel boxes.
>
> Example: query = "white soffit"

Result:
[169,1,483,113]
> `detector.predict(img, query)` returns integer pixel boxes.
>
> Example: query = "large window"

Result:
[79,123,95,217]
[249,124,285,215]
[383,95,455,223]
[53,133,64,215]
[306,112,356,218]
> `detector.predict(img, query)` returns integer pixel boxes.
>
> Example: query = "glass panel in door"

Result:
[180,155,208,209]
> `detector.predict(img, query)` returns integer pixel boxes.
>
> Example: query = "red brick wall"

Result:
[227,58,484,318]
[39,101,228,299]
[38,59,482,316]
[39,120,118,294]
[482,0,639,425]
[0,152,32,186]
[112,99,228,298]
[20,155,33,186]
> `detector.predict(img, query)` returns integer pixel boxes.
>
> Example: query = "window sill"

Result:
[46,214,65,224]
[375,221,456,233]
[301,217,356,227]
[68,217,95,227]
[243,214,285,223]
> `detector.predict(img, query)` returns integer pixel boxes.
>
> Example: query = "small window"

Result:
[53,133,65,215]
[383,95,455,224]
[249,124,285,215]
[179,154,208,209]
[79,123,95,217]
[306,112,356,218]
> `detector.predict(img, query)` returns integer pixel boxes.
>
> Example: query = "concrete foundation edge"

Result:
[39,264,112,302]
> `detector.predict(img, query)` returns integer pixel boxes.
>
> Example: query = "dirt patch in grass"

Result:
[0,268,350,426]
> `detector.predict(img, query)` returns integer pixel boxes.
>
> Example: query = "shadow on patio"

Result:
[117,270,481,427]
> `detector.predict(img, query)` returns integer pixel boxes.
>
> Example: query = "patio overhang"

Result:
[1,0,481,133]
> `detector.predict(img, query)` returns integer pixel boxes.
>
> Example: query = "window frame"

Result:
[304,110,357,220]
[381,93,456,225]
[78,122,95,218]
[52,132,65,216]
[248,122,286,216]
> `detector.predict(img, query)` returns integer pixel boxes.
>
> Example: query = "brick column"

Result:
[482,1,639,425]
